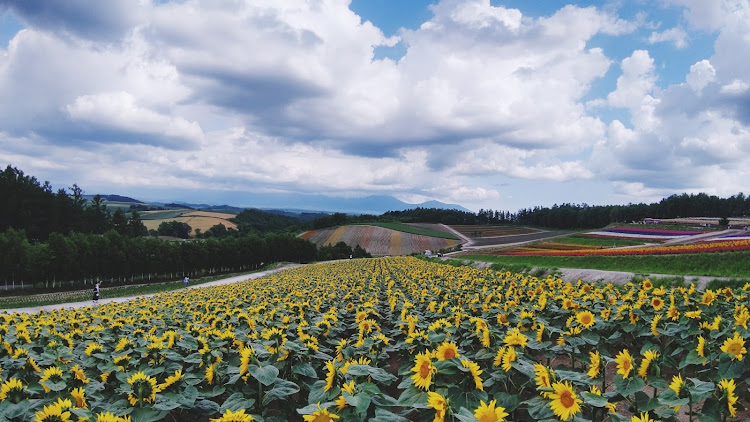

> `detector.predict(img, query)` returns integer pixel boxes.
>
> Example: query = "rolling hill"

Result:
[300,224,462,256]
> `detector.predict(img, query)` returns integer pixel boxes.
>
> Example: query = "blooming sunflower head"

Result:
[71,386,87,409]
[210,408,255,422]
[0,377,26,403]
[720,331,747,361]
[34,399,73,422]
[548,381,582,421]
[575,311,596,329]
[474,399,509,422]
[302,403,340,422]
[503,328,529,347]
[435,341,460,361]
[410,352,436,391]
[39,366,65,393]
[615,349,634,378]
[719,378,738,418]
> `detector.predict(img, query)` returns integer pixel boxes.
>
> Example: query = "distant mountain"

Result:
[85,194,142,203]
[164,194,471,216]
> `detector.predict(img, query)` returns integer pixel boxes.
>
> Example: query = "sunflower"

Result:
[719,331,747,361]
[637,350,659,380]
[341,380,356,395]
[493,347,506,367]
[411,352,436,391]
[718,378,738,417]
[435,341,460,361]
[126,371,160,406]
[701,290,716,306]
[210,408,255,422]
[70,364,90,385]
[668,373,684,411]
[302,403,340,422]
[587,350,601,379]
[696,336,706,359]
[501,346,517,372]
[324,360,336,392]
[0,377,26,403]
[239,347,254,376]
[631,412,656,422]
[158,369,184,391]
[548,381,582,421]
[70,386,87,409]
[332,393,348,410]
[95,412,131,422]
[575,311,595,329]
[650,314,662,336]
[474,399,509,422]
[461,359,484,391]
[615,349,634,378]
[734,308,750,330]
[534,363,553,392]
[39,366,65,393]
[503,328,529,347]
[427,391,448,422]
[34,399,72,422]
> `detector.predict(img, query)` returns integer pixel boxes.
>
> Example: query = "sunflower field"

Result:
[0,257,748,422]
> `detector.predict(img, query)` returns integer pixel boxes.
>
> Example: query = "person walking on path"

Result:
[93,282,100,304]
[184,276,189,288]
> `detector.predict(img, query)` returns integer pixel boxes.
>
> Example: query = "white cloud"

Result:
[685,59,715,92]
[65,91,204,145]
[648,27,688,48]
[720,79,750,94]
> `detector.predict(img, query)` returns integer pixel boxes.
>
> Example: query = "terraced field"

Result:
[300,225,461,256]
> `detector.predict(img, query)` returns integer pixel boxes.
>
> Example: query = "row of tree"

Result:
[0,228,317,292]
[514,192,750,229]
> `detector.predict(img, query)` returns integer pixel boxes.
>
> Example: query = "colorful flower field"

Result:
[582,227,709,242]
[494,239,750,256]
[1,257,749,421]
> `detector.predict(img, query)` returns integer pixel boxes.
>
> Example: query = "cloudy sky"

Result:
[1,0,748,212]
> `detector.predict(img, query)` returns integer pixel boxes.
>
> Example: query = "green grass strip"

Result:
[462,251,750,278]
[356,222,459,240]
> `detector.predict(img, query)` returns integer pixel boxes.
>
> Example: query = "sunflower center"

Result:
[581,315,591,324]
[727,343,740,355]
[560,391,575,408]
[444,349,455,359]
[419,362,431,378]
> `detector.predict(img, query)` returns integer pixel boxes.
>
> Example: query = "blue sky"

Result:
[1,1,748,213]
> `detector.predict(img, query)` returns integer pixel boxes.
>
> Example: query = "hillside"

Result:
[300,224,461,256]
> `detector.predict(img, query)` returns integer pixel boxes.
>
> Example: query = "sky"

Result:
[0,0,748,213]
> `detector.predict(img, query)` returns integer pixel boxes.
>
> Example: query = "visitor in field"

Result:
[93,282,100,304]
[184,276,189,288]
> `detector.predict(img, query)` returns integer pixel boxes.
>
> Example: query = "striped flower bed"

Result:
[582,226,708,241]
[493,239,750,256]
[701,232,750,242]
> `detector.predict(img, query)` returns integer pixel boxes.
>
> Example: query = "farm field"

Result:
[300,225,460,256]
[0,257,747,421]
[449,225,541,238]
[141,210,238,235]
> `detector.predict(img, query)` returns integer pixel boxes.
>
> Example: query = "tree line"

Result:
[0,227,317,292]
[514,192,750,229]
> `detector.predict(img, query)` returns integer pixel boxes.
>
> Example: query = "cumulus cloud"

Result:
[3,0,750,211]
[65,91,204,146]
[648,27,688,48]
[685,59,715,92]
